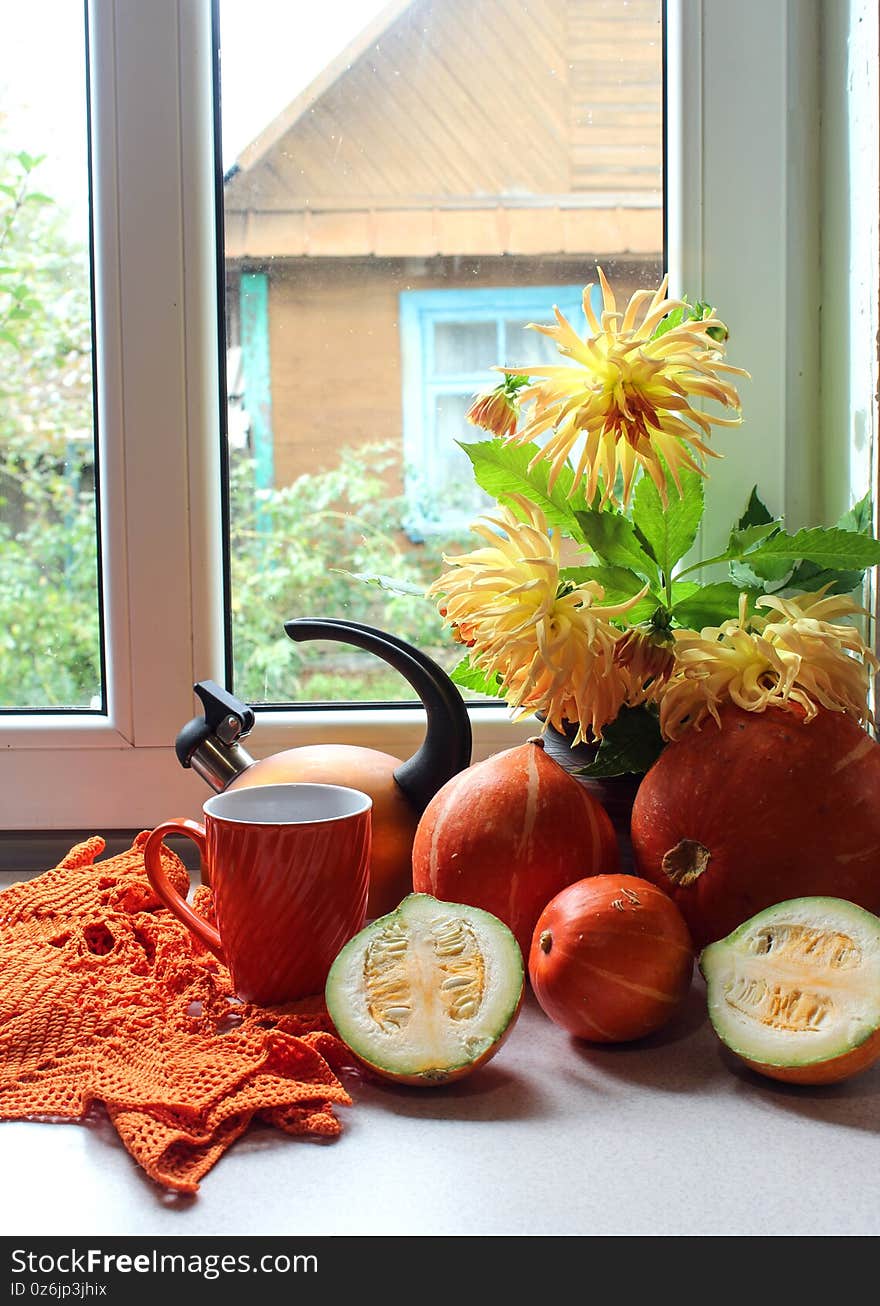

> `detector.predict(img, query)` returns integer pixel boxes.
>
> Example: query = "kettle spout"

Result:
[284,619,472,812]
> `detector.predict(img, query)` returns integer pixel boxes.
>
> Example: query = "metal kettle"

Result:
[175,619,472,916]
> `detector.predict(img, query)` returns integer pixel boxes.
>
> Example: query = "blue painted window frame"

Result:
[399,284,592,538]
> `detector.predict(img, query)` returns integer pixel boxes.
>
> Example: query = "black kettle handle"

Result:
[284,618,471,812]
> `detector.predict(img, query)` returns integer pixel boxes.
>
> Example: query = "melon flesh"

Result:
[325,893,524,1084]
[700,897,880,1077]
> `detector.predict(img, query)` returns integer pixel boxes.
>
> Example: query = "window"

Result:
[0,4,102,711]
[399,285,594,537]
[0,0,875,840]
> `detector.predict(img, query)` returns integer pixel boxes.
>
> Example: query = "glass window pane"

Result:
[434,393,495,508]
[219,0,663,704]
[504,318,571,367]
[433,320,498,375]
[0,3,101,710]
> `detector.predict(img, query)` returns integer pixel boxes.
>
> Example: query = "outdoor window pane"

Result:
[504,319,569,367]
[0,3,101,711]
[219,0,664,705]
[433,392,494,514]
[435,393,477,449]
[433,320,498,375]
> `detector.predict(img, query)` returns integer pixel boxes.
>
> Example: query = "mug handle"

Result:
[143,819,226,963]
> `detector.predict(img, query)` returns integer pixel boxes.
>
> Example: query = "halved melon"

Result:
[325,893,524,1086]
[700,897,880,1084]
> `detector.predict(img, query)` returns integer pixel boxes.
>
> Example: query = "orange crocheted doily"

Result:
[0,833,353,1193]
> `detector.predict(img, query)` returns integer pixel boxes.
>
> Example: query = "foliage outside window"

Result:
[0,148,100,709]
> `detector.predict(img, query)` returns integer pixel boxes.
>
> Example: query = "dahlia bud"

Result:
[465,375,529,439]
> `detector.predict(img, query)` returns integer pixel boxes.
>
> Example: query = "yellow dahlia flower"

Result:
[429,496,645,742]
[502,268,748,506]
[659,589,877,740]
[614,625,676,707]
[757,588,877,721]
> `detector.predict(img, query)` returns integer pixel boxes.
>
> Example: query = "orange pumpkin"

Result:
[631,704,880,948]
[412,737,619,957]
[528,874,694,1042]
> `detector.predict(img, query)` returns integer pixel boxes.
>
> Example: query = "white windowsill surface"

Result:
[0,934,876,1238]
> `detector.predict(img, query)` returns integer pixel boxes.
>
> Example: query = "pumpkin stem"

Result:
[662,839,711,887]
[526,736,546,750]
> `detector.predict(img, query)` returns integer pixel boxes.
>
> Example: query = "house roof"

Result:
[230,0,417,179]
[224,0,663,260]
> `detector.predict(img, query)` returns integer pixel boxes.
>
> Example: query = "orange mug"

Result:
[143,782,372,1005]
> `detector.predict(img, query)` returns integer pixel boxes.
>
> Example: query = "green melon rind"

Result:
[700,895,880,1069]
[325,892,525,1081]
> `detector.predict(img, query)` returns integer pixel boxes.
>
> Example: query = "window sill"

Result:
[0,703,532,838]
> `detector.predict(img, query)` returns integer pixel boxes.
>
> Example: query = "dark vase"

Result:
[540,722,643,873]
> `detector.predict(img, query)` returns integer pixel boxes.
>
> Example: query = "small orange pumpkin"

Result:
[528,874,694,1042]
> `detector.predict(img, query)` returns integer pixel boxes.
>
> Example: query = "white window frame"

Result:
[0,0,875,835]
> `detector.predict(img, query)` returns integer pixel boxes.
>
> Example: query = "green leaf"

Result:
[577,707,665,778]
[0,330,22,351]
[670,579,700,601]
[729,555,794,589]
[671,581,755,629]
[15,150,45,172]
[837,491,873,536]
[735,485,775,530]
[449,655,505,699]
[781,560,865,597]
[727,487,790,585]
[338,570,427,597]
[744,526,880,570]
[460,439,590,540]
[781,494,875,596]
[560,564,660,622]
[651,298,723,342]
[573,510,661,588]
[633,467,704,577]
[727,518,782,555]
[651,305,689,340]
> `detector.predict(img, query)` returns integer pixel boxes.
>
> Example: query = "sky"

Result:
[218,0,393,169]
[0,0,395,229]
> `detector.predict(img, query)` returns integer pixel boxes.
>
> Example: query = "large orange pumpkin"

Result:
[411,737,619,957]
[631,704,880,948]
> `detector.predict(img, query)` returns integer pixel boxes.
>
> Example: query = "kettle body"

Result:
[176,621,472,917]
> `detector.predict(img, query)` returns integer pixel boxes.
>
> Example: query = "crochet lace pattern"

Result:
[0,833,353,1193]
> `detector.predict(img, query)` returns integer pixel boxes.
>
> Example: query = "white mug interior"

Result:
[204,782,372,825]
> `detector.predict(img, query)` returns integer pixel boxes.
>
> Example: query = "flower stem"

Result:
[674,550,733,581]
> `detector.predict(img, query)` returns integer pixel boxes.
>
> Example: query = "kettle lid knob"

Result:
[175,681,255,767]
